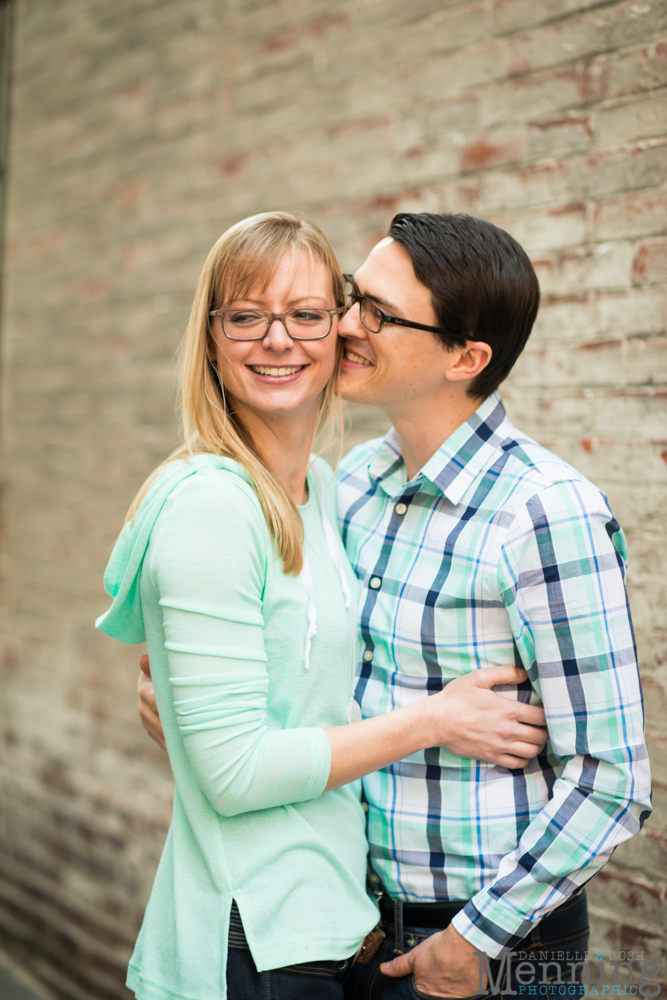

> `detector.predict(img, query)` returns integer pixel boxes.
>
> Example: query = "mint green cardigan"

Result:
[96,455,379,1000]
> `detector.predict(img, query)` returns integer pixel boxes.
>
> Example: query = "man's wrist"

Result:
[451,903,509,961]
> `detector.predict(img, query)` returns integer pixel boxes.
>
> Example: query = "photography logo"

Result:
[474,951,663,997]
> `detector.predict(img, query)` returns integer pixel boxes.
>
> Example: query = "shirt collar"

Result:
[368,392,510,505]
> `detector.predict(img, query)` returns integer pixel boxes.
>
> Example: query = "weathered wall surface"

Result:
[0,1,664,997]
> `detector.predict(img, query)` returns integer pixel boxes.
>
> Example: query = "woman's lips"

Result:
[247,364,307,384]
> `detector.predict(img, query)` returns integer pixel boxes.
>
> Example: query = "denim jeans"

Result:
[344,890,589,1000]
[226,943,352,999]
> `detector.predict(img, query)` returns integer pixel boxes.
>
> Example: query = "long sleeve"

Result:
[452,479,652,958]
[147,470,332,817]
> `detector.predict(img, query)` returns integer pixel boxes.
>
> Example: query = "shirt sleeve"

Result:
[451,479,652,958]
[147,470,332,817]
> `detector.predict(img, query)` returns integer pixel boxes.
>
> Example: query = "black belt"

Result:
[379,895,466,929]
[379,887,585,932]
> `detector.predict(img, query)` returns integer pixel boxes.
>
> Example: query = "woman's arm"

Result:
[323,665,546,791]
[138,651,545,791]
[151,471,340,817]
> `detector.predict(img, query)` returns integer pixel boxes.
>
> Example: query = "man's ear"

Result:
[444,341,492,383]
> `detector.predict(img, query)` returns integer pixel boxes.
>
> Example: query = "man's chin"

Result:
[340,370,378,406]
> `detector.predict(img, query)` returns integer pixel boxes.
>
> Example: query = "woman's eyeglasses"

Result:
[209,278,460,342]
[209,306,345,342]
[343,274,458,337]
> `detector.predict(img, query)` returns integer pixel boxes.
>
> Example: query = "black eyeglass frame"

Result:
[208,306,345,341]
[343,274,460,338]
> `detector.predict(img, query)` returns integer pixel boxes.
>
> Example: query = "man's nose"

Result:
[338,302,368,339]
[261,318,293,351]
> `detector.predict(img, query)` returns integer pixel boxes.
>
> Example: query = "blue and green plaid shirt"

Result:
[336,391,651,958]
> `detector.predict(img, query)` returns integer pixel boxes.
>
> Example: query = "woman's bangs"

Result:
[213,233,313,309]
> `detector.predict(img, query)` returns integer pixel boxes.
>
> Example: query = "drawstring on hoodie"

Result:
[300,554,318,671]
[299,465,351,670]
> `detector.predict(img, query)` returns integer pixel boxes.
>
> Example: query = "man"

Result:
[139,213,651,998]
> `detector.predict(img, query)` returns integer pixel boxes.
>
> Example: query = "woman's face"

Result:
[210,249,339,424]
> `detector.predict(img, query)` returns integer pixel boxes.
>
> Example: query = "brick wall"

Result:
[0,1,664,996]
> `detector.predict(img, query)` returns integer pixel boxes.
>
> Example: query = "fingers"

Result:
[138,671,159,715]
[513,723,548,746]
[139,653,152,678]
[475,667,548,744]
[507,740,545,759]
[380,949,415,978]
[138,686,160,729]
[138,702,167,752]
[496,753,536,769]
[514,702,546,728]
[137,668,168,753]
[495,733,552,767]
[473,664,528,688]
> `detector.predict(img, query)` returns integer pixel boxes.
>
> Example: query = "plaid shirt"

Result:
[336,391,651,958]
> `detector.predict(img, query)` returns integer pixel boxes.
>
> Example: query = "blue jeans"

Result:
[344,890,589,1000]
[226,944,352,999]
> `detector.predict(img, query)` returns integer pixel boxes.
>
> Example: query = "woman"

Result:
[97,212,544,1000]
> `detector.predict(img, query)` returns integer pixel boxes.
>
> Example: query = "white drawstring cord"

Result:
[298,463,350,668]
[300,554,318,670]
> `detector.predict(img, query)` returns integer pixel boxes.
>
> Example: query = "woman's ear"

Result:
[444,341,492,383]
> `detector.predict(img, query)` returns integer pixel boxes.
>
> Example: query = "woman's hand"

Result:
[324,664,546,791]
[430,665,547,768]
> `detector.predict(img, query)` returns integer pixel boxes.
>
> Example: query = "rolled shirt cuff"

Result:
[451,896,537,959]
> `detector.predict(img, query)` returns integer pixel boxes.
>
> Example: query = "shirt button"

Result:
[369,577,382,590]
[361,801,369,813]
[369,873,381,884]
[363,649,373,662]
[395,502,407,515]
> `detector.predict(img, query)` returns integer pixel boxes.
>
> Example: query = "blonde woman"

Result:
[97,213,544,1000]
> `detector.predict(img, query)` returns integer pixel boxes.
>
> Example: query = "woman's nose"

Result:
[261,318,294,351]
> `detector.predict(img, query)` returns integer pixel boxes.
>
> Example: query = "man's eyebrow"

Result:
[353,280,401,315]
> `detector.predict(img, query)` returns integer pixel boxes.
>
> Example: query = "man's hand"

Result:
[138,655,167,752]
[438,665,547,768]
[381,922,486,998]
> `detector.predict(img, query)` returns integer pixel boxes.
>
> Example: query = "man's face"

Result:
[338,238,455,412]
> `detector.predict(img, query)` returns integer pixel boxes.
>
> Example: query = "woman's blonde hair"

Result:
[127,211,345,575]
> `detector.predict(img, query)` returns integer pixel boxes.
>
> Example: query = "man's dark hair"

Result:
[388,212,540,398]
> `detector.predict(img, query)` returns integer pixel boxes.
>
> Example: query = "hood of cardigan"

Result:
[95,453,253,645]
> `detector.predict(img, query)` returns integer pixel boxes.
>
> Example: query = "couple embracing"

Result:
[97,210,651,1000]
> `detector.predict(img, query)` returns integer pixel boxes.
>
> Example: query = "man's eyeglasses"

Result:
[209,306,345,341]
[343,274,458,337]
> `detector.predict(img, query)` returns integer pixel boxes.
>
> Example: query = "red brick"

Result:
[607,38,667,97]
[534,241,636,295]
[493,0,614,36]
[632,240,667,285]
[598,88,667,147]
[594,193,667,241]
[490,201,589,251]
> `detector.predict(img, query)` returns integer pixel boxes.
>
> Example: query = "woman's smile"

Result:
[247,362,309,383]
[210,250,337,419]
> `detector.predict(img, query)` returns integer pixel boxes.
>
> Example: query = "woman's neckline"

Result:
[297,470,313,511]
